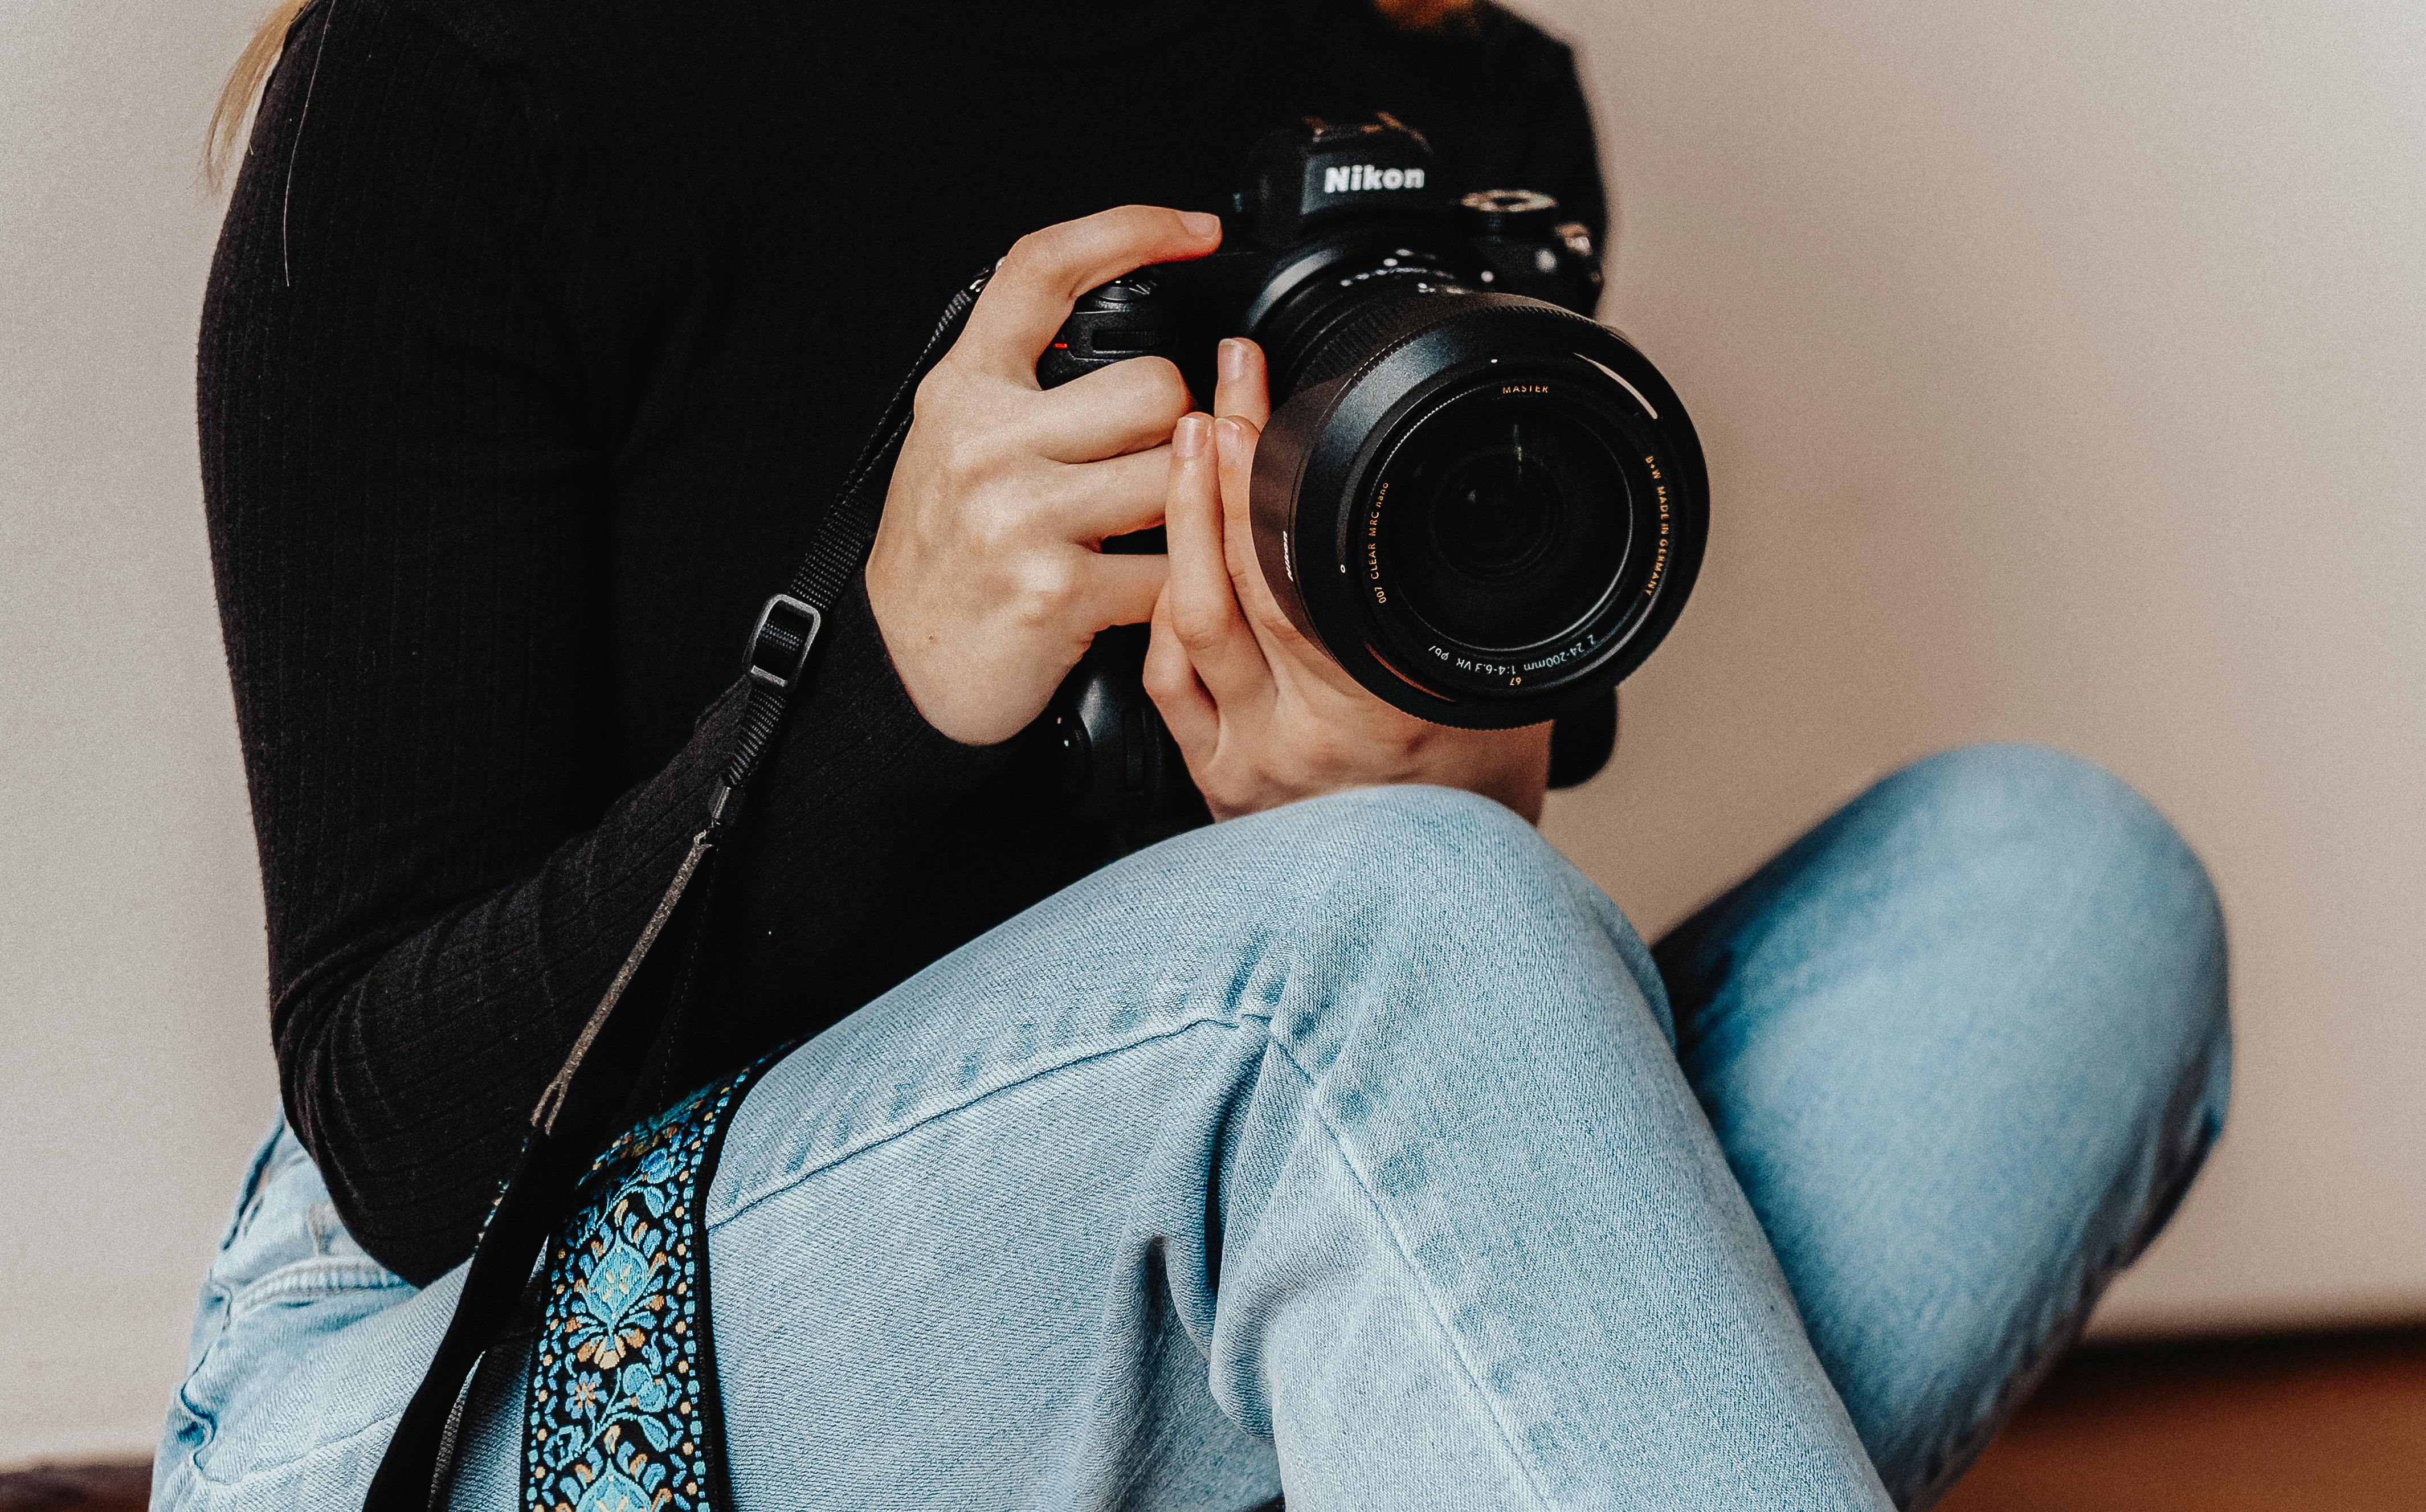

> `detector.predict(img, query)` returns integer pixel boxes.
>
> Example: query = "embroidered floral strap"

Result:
[522,1054,779,1512]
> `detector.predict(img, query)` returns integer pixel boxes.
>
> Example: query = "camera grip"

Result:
[1038,271,1178,390]
[1032,272,1199,832]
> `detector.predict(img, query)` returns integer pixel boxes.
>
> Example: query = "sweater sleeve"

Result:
[200,0,1002,1284]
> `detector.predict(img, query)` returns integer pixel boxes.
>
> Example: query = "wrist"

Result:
[863,571,996,749]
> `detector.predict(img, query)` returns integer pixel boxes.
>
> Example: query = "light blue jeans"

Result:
[156,746,2229,1511]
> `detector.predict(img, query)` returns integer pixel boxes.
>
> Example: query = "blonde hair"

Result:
[209,0,313,186]
[209,0,1480,186]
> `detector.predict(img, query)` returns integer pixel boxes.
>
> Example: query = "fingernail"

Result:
[1179,210,1221,239]
[1174,414,1210,459]
[1218,338,1248,383]
[1216,416,1247,460]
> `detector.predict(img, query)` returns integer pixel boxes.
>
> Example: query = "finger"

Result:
[1026,354,1192,461]
[1212,338,1272,428]
[1215,414,1362,697]
[1212,414,1293,641]
[1164,413,1272,709]
[1044,446,1173,542]
[1075,549,1168,630]
[959,207,1222,382]
[1144,589,1220,759]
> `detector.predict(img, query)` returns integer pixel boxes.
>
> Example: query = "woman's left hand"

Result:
[1143,338,1554,823]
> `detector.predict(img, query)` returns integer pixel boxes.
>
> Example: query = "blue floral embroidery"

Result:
[524,1060,770,1512]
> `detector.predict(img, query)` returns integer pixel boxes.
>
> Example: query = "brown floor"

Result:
[7,1329,2420,1510]
[1938,1327,2426,1512]
[0,1462,148,1512]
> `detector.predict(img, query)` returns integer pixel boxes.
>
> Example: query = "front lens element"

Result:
[1381,399,1632,652]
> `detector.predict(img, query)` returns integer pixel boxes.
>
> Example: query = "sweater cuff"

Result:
[749,571,1011,811]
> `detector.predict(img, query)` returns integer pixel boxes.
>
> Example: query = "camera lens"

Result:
[1244,249,1705,728]
[1383,402,1629,651]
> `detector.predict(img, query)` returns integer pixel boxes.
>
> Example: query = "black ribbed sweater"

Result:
[202,0,1606,1283]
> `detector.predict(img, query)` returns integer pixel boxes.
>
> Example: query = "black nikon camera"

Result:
[1038,116,1708,825]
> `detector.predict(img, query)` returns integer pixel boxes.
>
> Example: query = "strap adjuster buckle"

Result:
[745,593,823,693]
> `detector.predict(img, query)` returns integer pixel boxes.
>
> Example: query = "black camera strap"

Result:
[364,268,991,1512]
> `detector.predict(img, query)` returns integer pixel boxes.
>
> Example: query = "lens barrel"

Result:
[1247,268,1706,729]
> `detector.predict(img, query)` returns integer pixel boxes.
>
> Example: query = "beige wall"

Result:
[3,0,2420,1465]
[5,0,283,1466]
[1520,0,2426,1334]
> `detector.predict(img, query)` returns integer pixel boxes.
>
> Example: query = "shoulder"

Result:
[1328,1,1590,132]
[1464,1,1584,72]
[368,0,593,73]
[360,0,692,156]
[236,0,544,232]
[1346,1,1583,80]
[1332,2,1602,233]
[213,0,623,391]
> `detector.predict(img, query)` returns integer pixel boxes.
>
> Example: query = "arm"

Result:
[203,0,1012,1282]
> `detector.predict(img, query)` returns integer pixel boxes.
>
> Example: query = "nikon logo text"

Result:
[1322,164,1426,193]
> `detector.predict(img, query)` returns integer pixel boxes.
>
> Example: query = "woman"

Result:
[161,0,2229,1506]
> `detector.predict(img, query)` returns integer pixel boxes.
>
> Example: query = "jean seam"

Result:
[703,1000,1551,1507]
[706,1009,1248,1232]
[222,1261,414,1323]
[1896,1247,2109,1512]
[1253,1022,1555,1511]
[1900,1099,2227,1511]
[219,1114,292,1251]
[170,1280,235,1456]
[170,1260,417,1485]
[187,1397,410,1490]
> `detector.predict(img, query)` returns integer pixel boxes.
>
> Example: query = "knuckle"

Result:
[1011,557,1080,620]
[1001,230,1055,279]
[967,496,1032,558]
[1090,204,1156,246]
[951,423,1033,493]
[936,434,990,492]
[911,364,957,420]
[1133,357,1191,417]
[1126,203,1195,243]
[914,361,995,432]
[1142,657,1189,702]
[1170,604,1227,652]
[1216,766,1271,813]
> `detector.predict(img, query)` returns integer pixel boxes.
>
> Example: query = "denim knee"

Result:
[1227,785,1611,958]
[1240,784,1559,890]
[1868,745,2225,968]
[1864,743,2231,1136]
[1199,784,1664,1055]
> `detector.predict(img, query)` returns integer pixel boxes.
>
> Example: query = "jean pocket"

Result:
[170,1136,415,1485]
[205,1143,322,1285]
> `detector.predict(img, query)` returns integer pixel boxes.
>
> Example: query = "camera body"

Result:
[1037,117,1705,823]
[1040,118,1608,391]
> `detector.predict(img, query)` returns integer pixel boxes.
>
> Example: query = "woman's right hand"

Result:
[865,205,1222,746]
